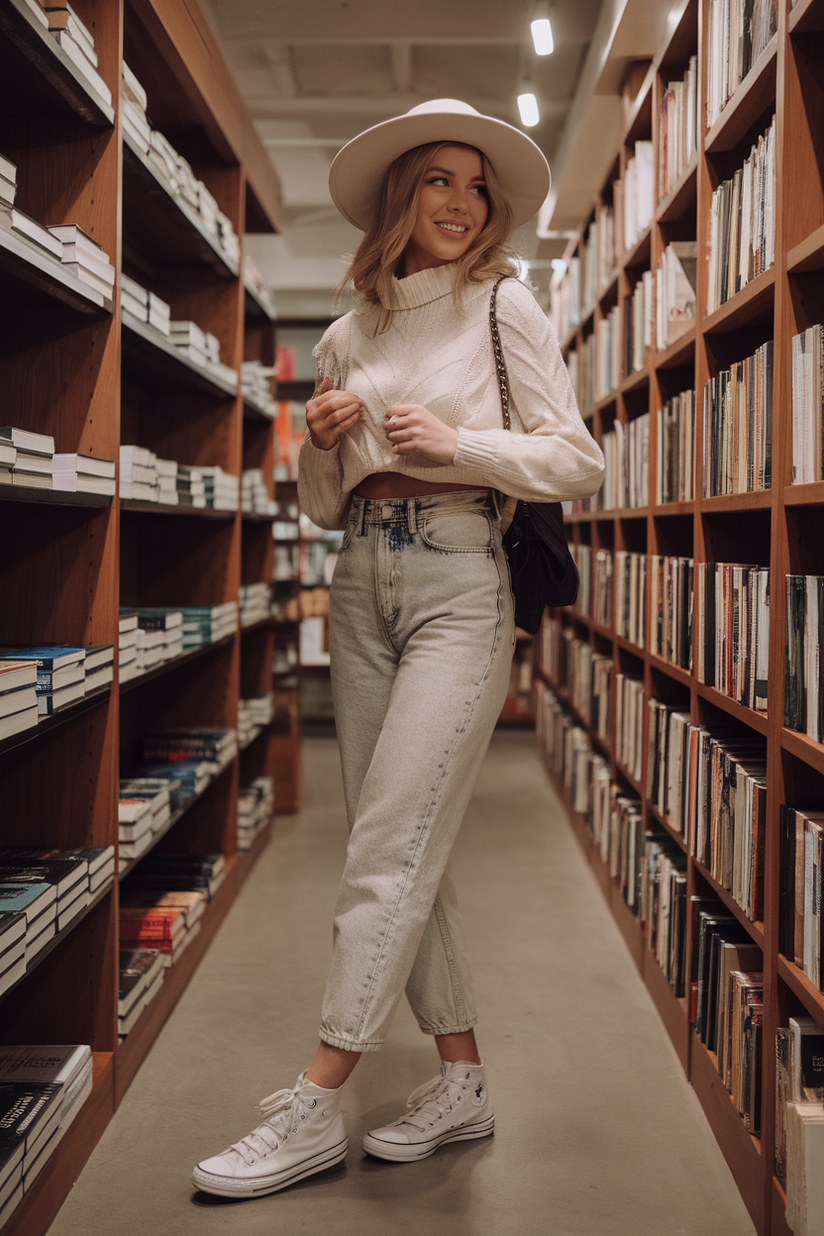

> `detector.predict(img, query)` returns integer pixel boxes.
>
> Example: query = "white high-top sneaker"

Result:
[362,1060,494,1162]
[192,1072,348,1197]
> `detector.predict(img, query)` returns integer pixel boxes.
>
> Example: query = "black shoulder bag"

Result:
[490,275,579,634]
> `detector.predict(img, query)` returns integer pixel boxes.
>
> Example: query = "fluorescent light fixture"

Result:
[517,92,540,127]
[531,17,554,55]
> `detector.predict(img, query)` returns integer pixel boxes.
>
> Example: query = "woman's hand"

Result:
[306,377,364,451]
[383,404,458,465]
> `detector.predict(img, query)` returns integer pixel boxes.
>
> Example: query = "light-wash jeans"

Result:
[321,490,515,1052]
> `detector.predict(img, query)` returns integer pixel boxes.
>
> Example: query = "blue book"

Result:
[0,647,85,670]
[0,884,55,923]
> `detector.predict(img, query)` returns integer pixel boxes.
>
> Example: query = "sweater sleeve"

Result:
[452,279,605,502]
[296,324,350,531]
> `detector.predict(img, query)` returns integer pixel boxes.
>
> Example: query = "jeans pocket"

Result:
[420,509,493,554]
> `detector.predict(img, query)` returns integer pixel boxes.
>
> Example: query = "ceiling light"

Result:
[517,92,540,127]
[531,17,554,55]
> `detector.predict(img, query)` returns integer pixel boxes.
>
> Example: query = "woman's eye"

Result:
[429,176,449,186]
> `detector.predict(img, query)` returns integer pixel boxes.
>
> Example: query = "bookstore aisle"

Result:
[47,733,754,1236]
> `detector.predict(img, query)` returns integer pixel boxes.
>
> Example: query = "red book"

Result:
[119,906,185,940]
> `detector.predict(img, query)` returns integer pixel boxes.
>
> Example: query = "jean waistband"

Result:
[350,489,498,535]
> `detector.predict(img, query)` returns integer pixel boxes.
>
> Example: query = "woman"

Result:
[193,99,604,1199]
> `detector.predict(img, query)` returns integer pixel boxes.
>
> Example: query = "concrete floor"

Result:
[48,732,756,1236]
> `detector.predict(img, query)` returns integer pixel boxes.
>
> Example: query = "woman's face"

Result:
[403,144,489,277]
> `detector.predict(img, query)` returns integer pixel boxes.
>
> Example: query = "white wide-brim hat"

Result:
[329,99,551,232]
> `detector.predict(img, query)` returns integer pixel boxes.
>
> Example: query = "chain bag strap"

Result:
[490,275,579,633]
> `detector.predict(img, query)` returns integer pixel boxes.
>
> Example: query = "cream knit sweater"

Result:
[297,263,604,529]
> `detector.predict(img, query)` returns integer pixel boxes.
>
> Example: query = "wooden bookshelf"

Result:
[0,4,291,1234]
[537,1,824,1231]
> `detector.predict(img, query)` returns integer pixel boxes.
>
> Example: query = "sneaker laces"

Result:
[230,1084,308,1163]
[400,1070,469,1133]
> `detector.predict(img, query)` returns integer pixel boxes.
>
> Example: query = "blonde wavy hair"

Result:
[339,142,519,331]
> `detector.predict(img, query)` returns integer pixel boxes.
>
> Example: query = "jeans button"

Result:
[382,504,393,520]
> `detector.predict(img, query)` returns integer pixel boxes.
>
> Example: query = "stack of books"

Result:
[0,645,86,716]
[154,457,178,505]
[47,224,115,300]
[142,727,237,775]
[241,467,276,514]
[620,140,654,252]
[0,659,38,742]
[615,673,645,784]
[118,613,139,683]
[0,907,26,997]
[179,602,238,650]
[130,609,184,669]
[238,691,274,749]
[0,1043,93,1222]
[693,730,767,920]
[201,466,240,511]
[703,340,773,495]
[121,60,150,151]
[779,808,824,986]
[623,269,652,375]
[695,911,763,1129]
[42,1,111,106]
[778,1018,824,1233]
[137,759,212,806]
[706,0,778,129]
[0,879,54,977]
[117,948,166,1037]
[120,273,172,338]
[238,776,275,851]
[51,452,115,496]
[176,465,206,509]
[707,116,776,313]
[641,832,688,996]
[241,361,277,417]
[0,184,63,264]
[658,56,698,202]
[239,582,271,627]
[120,445,158,501]
[0,849,90,935]
[1,426,54,490]
[654,242,697,351]
[791,324,824,486]
[243,254,277,316]
[119,899,200,969]
[117,794,155,870]
[127,853,227,901]
[785,575,824,742]
[656,390,696,503]
[169,321,238,390]
[696,562,770,711]
[646,700,693,839]
[82,644,113,694]
[649,555,693,669]
[615,551,647,648]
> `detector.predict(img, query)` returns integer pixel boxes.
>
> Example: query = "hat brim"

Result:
[329,106,550,232]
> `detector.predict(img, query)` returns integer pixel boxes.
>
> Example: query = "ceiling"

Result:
[197,0,673,317]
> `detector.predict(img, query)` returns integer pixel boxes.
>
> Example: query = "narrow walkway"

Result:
[48,732,755,1236]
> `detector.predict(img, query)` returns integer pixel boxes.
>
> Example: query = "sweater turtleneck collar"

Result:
[382,262,490,312]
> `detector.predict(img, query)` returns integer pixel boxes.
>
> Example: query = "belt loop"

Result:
[407,498,417,535]
[356,497,368,537]
[490,489,504,520]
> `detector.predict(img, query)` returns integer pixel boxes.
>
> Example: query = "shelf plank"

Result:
[0,0,114,126]
[693,860,765,947]
[696,683,770,736]
[787,223,824,274]
[243,279,276,323]
[653,324,696,370]
[2,1053,115,1236]
[789,0,824,33]
[121,311,239,398]
[0,878,115,1005]
[702,266,775,334]
[704,35,778,154]
[243,397,276,422]
[119,634,236,697]
[0,684,111,761]
[655,157,698,224]
[114,859,237,1104]
[0,484,111,509]
[120,498,235,519]
[0,224,111,315]
[648,652,693,688]
[776,954,824,1029]
[784,479,824,506]
[690,1037,765,1235]
[647,800,689,852]
[620,367,649,395]
[122,134,239,279]
[780,726,824,777]
[699,489,773,511]
[651,499,695,516]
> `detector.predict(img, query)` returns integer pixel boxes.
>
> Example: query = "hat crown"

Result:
[405,99,481,119]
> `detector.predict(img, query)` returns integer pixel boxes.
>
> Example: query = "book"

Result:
[119,906,187,941]
[118,949,165,1018]
[707,117,775,312]
[0,428,54,456]
[0,884,55,923]
[49,29,112,107]
[0,861,84,902]
[0,685,37,721]
[0,646,83,670]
